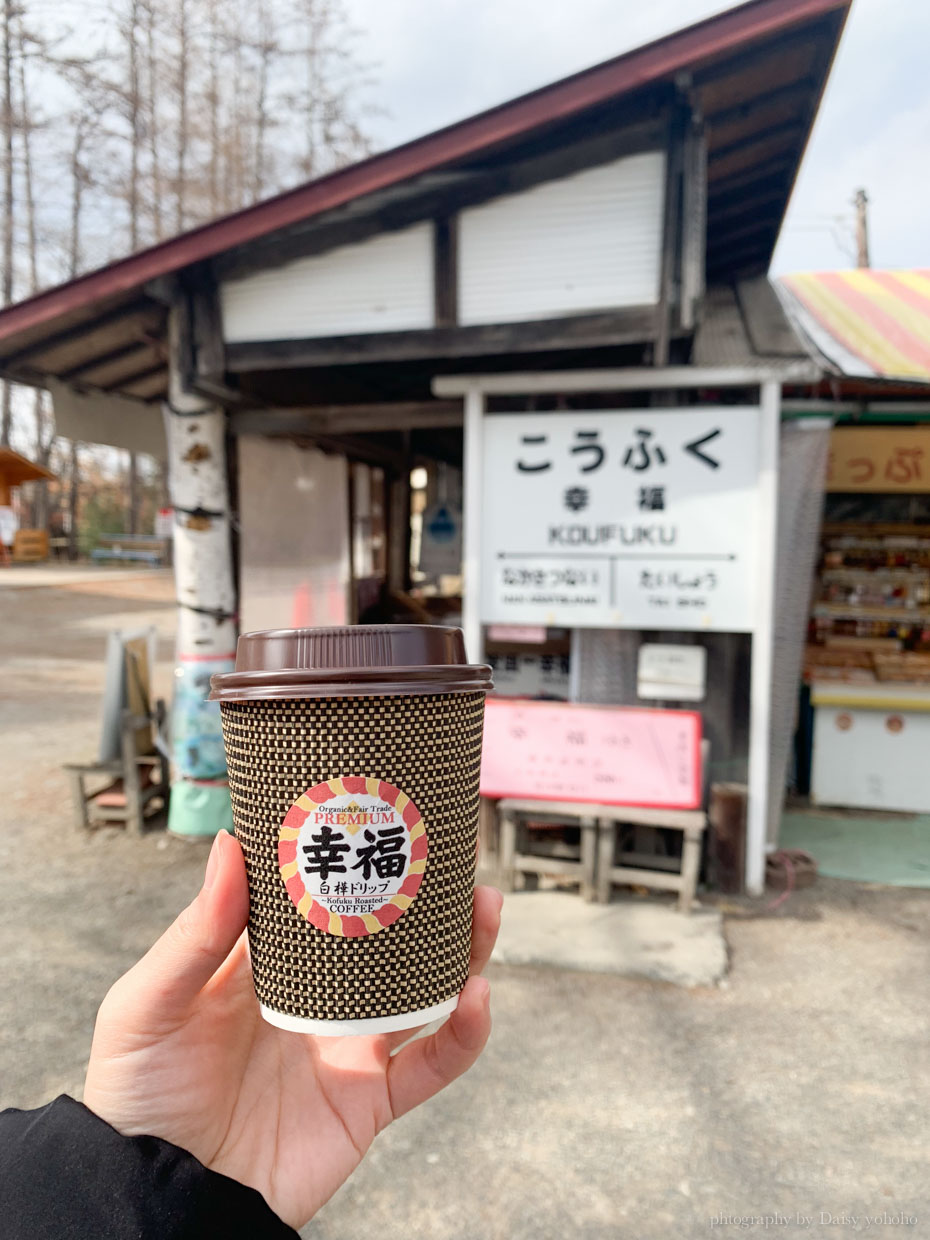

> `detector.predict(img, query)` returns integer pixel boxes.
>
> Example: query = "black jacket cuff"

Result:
[0,1095,299,1239]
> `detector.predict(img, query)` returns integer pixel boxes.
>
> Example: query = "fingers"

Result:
[469,885,503,978]
[382,885,502,1054]
[386,975,492,1120]
[106,830,250,1030]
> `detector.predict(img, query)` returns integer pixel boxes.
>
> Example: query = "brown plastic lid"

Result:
[209,624,492,701]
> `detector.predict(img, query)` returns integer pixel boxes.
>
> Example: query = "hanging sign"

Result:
[827,427,930,493]
[480,699,702,808]
[480,407,761,631]
[418,501,462,577]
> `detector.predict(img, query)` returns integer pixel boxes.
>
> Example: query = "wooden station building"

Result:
[0,0,854,885]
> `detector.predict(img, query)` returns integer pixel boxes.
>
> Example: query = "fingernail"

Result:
[203,831,225,890]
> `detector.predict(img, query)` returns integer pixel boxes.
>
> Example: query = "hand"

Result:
[83,830,502,1230]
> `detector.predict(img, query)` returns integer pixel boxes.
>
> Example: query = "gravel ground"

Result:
[1,569,928,1239]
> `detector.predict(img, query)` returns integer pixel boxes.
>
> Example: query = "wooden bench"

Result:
[91,534,167,567]
[498,799,707,914]
[497,799,599,901]
[11,528,49,562]
[595,804,707,913]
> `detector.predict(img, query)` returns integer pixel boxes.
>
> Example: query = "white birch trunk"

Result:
[163,301,236,836]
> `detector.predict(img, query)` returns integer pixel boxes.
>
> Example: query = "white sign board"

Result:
[637,643,707,701]
[487,651,571,699]
[480,408,761,631]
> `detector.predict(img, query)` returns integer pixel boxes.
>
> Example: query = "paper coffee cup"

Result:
[210,625,491,1036]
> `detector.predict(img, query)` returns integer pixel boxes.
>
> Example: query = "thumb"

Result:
[109,830,250,1029]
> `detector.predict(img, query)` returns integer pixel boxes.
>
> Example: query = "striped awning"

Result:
[778,270,930,383]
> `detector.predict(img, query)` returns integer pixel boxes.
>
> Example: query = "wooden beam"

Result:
[680,116,707,332]
[693,23,822,92]
[214,115,664,282]
[711,218,778,249]
[98,362,167,393]
[188,265,225,388]
[121,369,169,400]
[60,340,164,386]
[286,431,406,472]
[707,120,804,166]
[707,158,793,199]
[434,216,457,328]
[707,187,785,222]
[225,308,658,373]
[655,98,688,364]
[703,77,818,132]
[229,401,463,437]
[2,300,164,371]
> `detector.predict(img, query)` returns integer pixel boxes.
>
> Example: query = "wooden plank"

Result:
[706,158,793,199]
[230,401,463,438]
[708,132,800,187]
[737,275,804,358]
[120,369,169,400]
[702,77,819,132]
[61,342,164,388]
[226,308,658,372]
[497,798,706,829]
[188,265,226,387]
[606,865,683,892]
[514,855,587,877]
[680,116,706,333]
[708,119,804,166]
[654,101,685,366]
[707,187,785,223]
[434,216,458,328]
[4,301,165,373]
[215,114,665,283]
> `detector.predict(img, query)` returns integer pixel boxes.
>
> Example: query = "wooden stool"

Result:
[596,805,707,914]
[66,704,169,835]
[497,798,598,901]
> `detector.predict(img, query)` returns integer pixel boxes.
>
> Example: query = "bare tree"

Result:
[173,0,188,231]
[17,16,55,525]
[0,0,14,446]
[0,0,377,458]
[144,0,163,239]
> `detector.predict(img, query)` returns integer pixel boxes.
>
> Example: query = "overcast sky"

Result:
[343,0,929,276]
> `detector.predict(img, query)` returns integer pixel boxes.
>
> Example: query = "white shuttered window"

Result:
[458,151,666,326]
[220,223,434,343]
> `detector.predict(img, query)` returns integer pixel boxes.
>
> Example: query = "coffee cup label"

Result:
[278,776,427,937]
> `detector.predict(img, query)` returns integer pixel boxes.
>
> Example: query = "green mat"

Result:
[780,810,930,888]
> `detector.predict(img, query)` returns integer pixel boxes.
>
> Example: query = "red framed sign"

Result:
[480,699,702,809]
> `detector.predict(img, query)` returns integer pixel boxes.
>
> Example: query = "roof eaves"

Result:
[0,0,850,351]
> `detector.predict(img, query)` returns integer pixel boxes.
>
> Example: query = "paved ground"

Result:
[1,568,928,1238]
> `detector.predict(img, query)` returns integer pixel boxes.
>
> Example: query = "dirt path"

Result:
[1,570,928,1238]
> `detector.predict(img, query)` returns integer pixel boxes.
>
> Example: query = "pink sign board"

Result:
[480,699,702,809]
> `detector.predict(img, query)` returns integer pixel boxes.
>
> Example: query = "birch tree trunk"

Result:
[164,297,236,838]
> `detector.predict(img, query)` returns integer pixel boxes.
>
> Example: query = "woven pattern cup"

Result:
[211,626,490,1036]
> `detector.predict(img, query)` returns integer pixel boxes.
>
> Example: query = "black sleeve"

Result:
[0,1095,299,1240]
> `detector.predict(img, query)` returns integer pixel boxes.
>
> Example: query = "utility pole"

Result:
[854,188,870,268]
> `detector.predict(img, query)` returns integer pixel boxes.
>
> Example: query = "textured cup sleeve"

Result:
[0,1095,300,1240]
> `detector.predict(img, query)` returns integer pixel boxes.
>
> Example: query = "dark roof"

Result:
[0,0,849,402]
[0,445,56,485]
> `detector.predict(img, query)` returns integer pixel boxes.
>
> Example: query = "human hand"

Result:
[83,830,502,1230]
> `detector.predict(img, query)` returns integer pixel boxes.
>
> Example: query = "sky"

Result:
[342,0,930,276]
